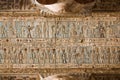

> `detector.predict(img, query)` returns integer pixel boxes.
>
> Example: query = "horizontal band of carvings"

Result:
[0,64,120,68]
[0,67,120,74]
[0,38,119,46]
[0,17,119,21]
[0,17,119,39]
[0,73,39,80]
[0,11,120,17]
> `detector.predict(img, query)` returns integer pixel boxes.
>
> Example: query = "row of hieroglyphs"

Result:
[94,0,120,10]
[0,0,32,10]
[0,0,120,11]
[0,44,119,65]
[0,17,119,38]
[0,16,119,68]
[0,74,38,80]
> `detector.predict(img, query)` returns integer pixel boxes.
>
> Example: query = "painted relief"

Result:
[0,17,119,68]
[0,0,120,11]
[0,0,32,10]
[0,18,119,38]
[94,0,120,11]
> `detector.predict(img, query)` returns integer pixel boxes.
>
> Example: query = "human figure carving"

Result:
[51,25,56,38]
[1,24,7,38]
[70,23,77,37]
[67,47,72,63]
[27,25,34,38]
[74,47,83,66]
[0,48,3,63]
[8,23,16,38]
[41,49,46,65]
[61,49,67,64]
[18,50,24,64]
[99,26,106,38]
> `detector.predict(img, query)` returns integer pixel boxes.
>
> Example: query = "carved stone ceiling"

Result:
[0,0,120,16]
[0,0,119,10]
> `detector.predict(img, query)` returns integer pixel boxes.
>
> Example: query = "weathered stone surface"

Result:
[0,1,119,79]
[0,0,120,17]
[0,0,96,16]
[0,12,119,70]
[0,0,120,11]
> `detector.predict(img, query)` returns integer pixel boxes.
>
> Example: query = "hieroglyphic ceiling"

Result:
[0,0,120,11]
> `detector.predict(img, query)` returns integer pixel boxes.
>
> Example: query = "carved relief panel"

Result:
[0,0,120,11]
[0,15,119,68]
